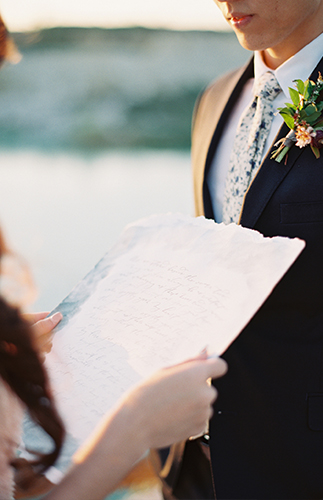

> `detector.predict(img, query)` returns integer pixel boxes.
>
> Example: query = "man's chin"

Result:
[233,33,265,52]
[235,30,276,52]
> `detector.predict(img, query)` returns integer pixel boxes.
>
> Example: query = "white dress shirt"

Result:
[206,32,323,222]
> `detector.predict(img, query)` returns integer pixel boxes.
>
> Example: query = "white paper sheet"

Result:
[45,213,305,444]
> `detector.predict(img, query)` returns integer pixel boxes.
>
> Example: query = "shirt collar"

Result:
[254,32,323,99]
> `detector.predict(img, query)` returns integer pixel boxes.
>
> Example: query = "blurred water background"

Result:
[0,27,249,311]
[1,26,249,500]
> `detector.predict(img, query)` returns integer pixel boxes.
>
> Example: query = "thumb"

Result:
[33,312,63,336]
[205,356,228,380]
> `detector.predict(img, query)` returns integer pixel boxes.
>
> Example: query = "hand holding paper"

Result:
[35,213,304,474]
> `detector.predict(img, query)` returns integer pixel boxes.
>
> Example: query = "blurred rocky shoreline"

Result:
[0,27,249,152]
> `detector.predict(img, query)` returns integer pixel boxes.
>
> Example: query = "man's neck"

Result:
[262,29,323,70]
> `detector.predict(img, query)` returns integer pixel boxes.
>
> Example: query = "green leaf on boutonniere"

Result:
[293,80,305,95]
[305,104,318,116]
[294,79,305,95]
[304,79,314,101]
[277,106,295,115]
[280,112,295,129]
[306,111,322,124]
[299,109,308,121]
[289,87,300,106]
[272,73,323,163]
[311,144,321,159]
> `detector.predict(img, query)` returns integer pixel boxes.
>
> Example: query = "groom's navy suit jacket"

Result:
[192,55,323,499]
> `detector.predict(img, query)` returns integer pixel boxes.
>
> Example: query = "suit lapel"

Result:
[204,58,254,180]
[201,58,254,219]
[240,56,323,229]
[239,125,303,228]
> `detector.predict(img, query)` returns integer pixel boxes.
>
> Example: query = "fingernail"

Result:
[207,353,220,359]
[50,312,63,324]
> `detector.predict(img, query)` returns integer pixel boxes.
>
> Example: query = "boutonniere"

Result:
[271,72,323,163]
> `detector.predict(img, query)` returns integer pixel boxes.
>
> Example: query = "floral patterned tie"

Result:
[222,71,282,224]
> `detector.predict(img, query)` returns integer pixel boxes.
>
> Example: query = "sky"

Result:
[0,0,229,32]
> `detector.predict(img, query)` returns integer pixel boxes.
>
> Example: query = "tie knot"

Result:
[254,71,281,102]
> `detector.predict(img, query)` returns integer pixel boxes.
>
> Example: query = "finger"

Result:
[205,357,228,380]
[40,334,54,353]
[33,312,63,336]
[172,349,209,368]
[23,311,50,324]
[37,330,53,347]
[208,385,218,405]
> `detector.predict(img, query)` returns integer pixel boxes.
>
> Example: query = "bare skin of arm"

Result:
[45,355,227,500]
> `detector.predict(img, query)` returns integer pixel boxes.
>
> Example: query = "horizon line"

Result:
[11,23,232,35]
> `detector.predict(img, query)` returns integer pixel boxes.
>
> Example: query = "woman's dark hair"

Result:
[0,230,65,481]
[0,299,65,473]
